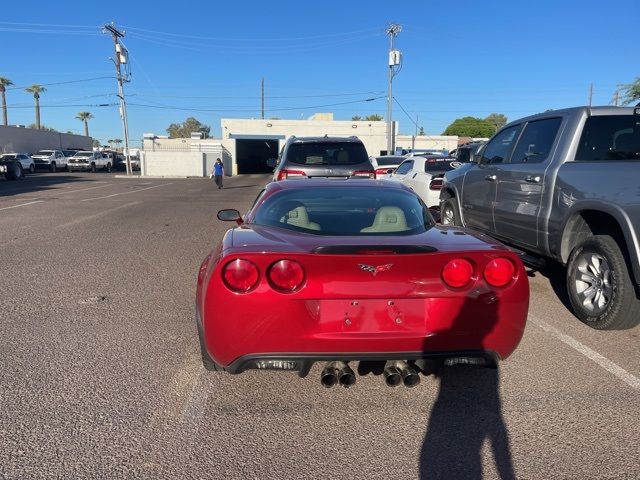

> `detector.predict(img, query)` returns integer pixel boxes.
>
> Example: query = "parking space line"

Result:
[53,183,114,195]
[0,200,44,212]
[80,183,173,202]
[532,315,640,390]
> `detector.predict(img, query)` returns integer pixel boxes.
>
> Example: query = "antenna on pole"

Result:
[261,78,265,120]
[386,23,402,155]
[103,22,134,176]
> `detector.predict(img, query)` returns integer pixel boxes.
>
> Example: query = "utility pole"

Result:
[261,78,265,120]
[588,83,593,107]
[103,23,133,176]
[412,115,418,150]
[386,23,402,155]
[613,90,620,107]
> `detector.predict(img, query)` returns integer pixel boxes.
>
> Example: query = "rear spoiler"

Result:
[312,245,437,255]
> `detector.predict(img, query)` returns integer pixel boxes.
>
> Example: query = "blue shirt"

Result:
[213,163,223,176]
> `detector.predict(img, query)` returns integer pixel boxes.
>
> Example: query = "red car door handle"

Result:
[484,174,497,181]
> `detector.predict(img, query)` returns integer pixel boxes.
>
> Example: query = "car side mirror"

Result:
[266,158,277,169]
[217,209,243,225]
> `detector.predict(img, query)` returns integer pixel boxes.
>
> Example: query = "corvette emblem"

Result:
[358,263,393,276]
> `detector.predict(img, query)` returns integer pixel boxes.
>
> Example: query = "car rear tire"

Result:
[196,312,226,372]
[50,162,57,173]
[91,163,96,173]
[29,164,35,174]
[566,235,640,330]
[441,197,461,226]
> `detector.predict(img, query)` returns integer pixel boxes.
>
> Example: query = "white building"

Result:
[141,114,458,177]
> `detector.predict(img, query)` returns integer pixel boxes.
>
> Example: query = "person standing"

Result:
[212,158,224,189]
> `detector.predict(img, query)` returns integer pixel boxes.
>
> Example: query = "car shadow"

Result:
[529,260,575,315]
[0,174,98,198]
[419,294,515,480]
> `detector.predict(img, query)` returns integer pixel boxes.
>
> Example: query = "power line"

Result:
[122,24,383,42]
[393,96,419,129]
[127,90,385,100]
[7,76,114,91]
[127,95,385,113]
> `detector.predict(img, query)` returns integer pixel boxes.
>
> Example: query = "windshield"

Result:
[254,187,433,235]
[0,154,17,160]
[73,152,94,158]
[35,150,54,156]
[286,142,369,166]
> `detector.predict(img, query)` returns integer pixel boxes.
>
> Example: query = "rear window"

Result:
[286,142,369,166]
[575,115,640,161]
[253,187,432,236]
[424,157,461,173]
[375,156,405,166]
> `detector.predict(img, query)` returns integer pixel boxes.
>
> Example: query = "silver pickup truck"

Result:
[441,106,640,330]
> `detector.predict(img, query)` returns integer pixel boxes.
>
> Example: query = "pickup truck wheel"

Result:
[50,162,56,173]
[90,163,96,173]
[106,163,112,173]
[566,235,640,330]
[441,198,461,226]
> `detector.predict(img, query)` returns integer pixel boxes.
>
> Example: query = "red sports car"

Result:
[196,179,529,388]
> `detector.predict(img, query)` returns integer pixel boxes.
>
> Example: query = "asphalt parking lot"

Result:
[1,172,638,479]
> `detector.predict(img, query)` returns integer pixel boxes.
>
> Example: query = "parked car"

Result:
[389,155,463,209]
[31,149,68,172]
[270,136,375,181]
[450,141,486,163]
[196,179,529,385]
[0,153,35,174]
[370,155,406,177]
[441,106,640,330]
[67,151,112,172]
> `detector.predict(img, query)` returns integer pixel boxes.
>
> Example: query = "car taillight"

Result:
[276,169,307,181]
[429,178,443,190]
[484,258,515,287]
[352,170,376,179]
[442,258,474,288]
[222,259,260,293]
[375,167,392,177]
[268,259,305,292]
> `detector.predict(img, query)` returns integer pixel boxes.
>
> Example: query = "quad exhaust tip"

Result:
[321,361,356,388]
[385,361,421,388]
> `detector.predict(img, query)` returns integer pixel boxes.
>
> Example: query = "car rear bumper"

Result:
[222,350,500,375]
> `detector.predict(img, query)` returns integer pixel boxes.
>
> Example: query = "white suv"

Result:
[0,153,35,174]
[67,151,112,172]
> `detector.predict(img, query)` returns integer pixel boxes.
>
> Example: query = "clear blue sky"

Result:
[2,0,638,145]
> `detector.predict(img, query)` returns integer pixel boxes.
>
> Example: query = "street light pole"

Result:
[386,23,402,155]
[103,23,133,176]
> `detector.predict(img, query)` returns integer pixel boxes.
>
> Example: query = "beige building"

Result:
[141,115,458,177]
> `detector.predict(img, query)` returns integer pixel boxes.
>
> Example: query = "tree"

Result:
[351,114,383,121]
[617,77,640,106]
[113,139,122,150]
[418,126,425,136]
[75,111,94,137]
[443,116,495,138]
[28,123,56,132]
[0,77,13,126]
[25,84,46,130]
[484,113,508,132]
[92,139,101,148]
[166,117,211,138]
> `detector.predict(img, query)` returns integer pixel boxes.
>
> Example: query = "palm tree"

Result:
[0,77,13,126]
[113,139,123,151]
[75,111,94,137]
[25,84,46,130]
